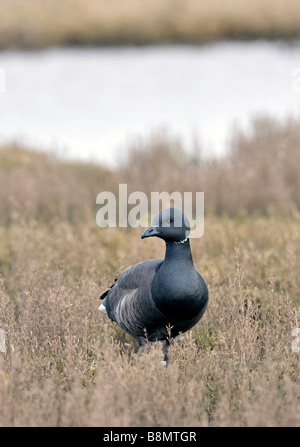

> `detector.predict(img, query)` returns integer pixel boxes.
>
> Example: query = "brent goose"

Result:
[99,208,208,364]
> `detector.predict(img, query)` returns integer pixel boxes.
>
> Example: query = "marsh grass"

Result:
[1,0,300,49]
[0,117,300,426]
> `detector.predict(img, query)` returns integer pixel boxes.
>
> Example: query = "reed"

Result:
[1,0,300,49]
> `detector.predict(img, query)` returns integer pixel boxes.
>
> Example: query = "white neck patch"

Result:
[174,236,189,245]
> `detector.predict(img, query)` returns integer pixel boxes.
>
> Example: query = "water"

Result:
[0,41,300,167]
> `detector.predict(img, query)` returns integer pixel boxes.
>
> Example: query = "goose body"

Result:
[99,208,209,358]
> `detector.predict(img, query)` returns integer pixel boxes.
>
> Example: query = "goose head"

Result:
[141,208,190,243]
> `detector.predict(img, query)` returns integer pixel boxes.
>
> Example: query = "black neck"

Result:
[164,239,194,266]
[151,237,202,321]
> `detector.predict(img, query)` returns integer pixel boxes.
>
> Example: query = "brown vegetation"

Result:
[120,117,300,215]
[1,0,300,49]
[0,116,300,426]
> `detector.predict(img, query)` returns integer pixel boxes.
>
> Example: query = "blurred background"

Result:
[0,0,300,225]
[0,0,300,169]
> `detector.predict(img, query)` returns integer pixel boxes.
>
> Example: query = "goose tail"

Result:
[98,297,107,314]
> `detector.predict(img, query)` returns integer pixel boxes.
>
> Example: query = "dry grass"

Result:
[119,117,300,215]
[0,117,300,426]
[1,0,300,48]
